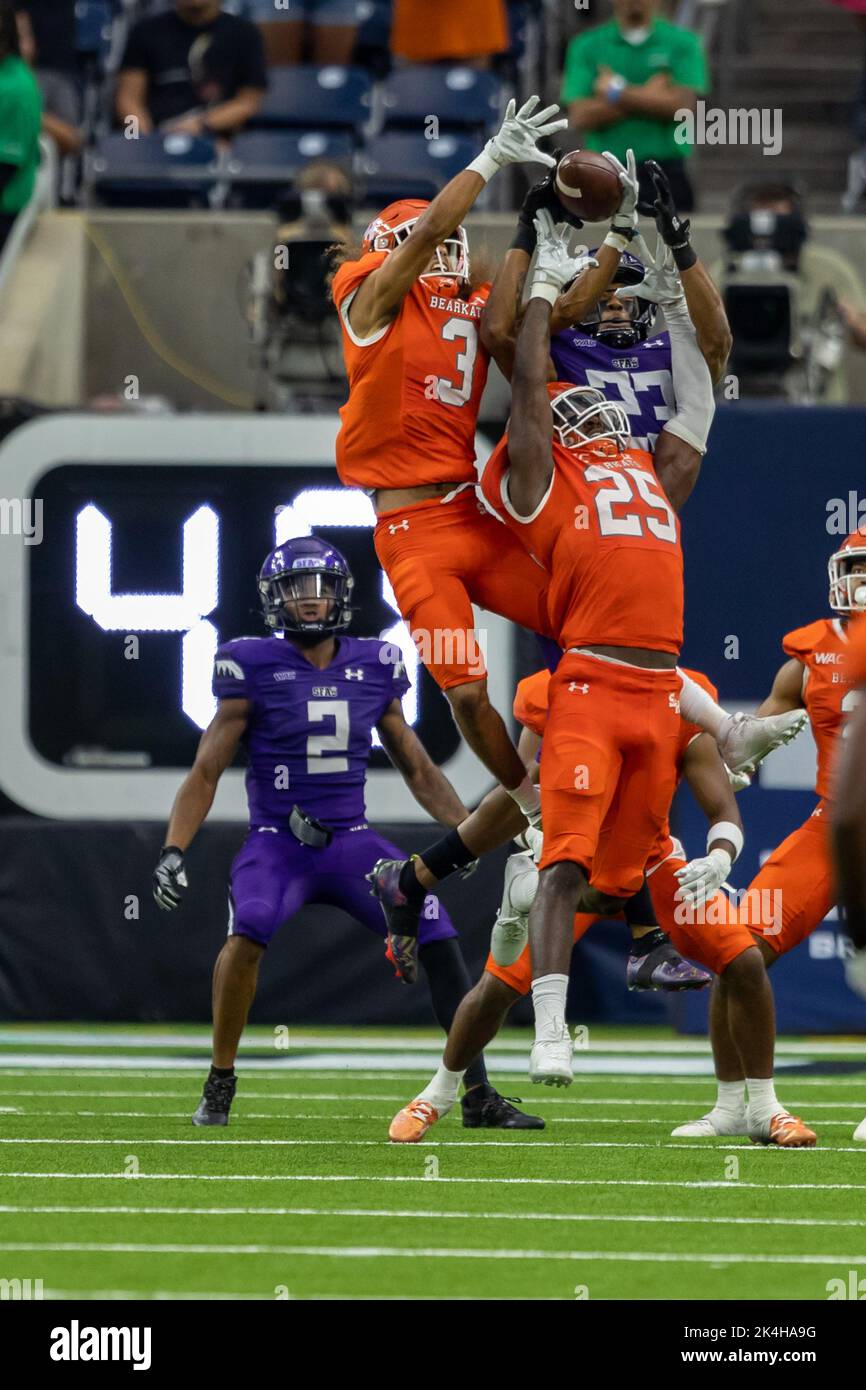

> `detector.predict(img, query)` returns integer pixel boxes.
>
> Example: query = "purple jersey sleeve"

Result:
[550,329,675,453]
[212,642,254,701]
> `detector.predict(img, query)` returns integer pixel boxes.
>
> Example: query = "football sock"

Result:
[531,973,569,1042]
[623,879,659,930]
[716,1079,747,1115]
[209,1065,234,1080]
[420,938,488,1090]
[745,1077,782,1124]
[629,927,668,957]
[419,827,476,883]
[677,669,727,737]
[398,858,427,906]
[507,774,542,826]
[418,1063,465,1114]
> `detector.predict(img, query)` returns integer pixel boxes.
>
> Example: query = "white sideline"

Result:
[2,1240,865,1265]
[3,1171,864,1191]
[3,1203,866,1229]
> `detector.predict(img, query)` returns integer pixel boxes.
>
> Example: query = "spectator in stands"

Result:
[711,180,866,402]
[248,1,360,67]
[0,0,41,254]
[561,0,707,212]
[15,3,82,156]
[115,0,267,138]
[391,0,508,68]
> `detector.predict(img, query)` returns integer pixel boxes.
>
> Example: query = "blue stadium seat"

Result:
[360,131,478,203]
[355,0,392,49]
[226,130,354,208]
[75,0,114,58]
[86,133,220,208]
[380,66,501,134]
[251,65,373,133]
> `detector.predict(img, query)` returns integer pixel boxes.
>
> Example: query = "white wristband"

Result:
[707,821,744,862]
[603,229,630,254]
[529,281,559,306]
[466,148,501,184]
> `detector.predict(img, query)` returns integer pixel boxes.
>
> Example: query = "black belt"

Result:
[289,804,333,848]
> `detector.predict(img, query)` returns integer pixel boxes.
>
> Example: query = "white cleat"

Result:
[490,852,538,967]
[717,709,807,776]
[529,1023,573,1087]
[854,1117,866,1142]
[671,1110,749,1138]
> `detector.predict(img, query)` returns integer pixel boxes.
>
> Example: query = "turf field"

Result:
[1,1023,865,1302]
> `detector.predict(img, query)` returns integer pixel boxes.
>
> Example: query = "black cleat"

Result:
[192,1072,236,1127]
[461,1084,545,1130]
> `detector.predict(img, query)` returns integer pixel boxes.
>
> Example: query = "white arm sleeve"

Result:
[661,301,716,456]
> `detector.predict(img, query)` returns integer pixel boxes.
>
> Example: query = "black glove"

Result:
[511,152,583,255]
[153,845,188,911]
[637,160,697,271]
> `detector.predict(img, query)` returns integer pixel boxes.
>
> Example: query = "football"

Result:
[554,150,622,223]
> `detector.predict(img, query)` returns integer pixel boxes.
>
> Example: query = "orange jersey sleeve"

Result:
[480,432,683,654]
[333,256,491,491]
[782,618,852,799]
[513,668,551,736]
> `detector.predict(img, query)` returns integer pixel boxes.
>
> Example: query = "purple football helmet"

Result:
[258,536,355,636]
[570,249,658,349]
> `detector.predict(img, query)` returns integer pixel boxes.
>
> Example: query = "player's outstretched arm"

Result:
[754,659,806,717]
[652,281,715,512]
[376,700,469,828]
[674,733,744,906]
[350,97,567,339]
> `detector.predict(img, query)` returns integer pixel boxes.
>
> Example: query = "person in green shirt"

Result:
[561,0,708,211]
[0,0,42,253]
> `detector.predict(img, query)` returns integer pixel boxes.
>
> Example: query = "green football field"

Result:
[1,1023,865,1302]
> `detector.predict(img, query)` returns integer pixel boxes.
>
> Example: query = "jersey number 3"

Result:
[437,319,478,408]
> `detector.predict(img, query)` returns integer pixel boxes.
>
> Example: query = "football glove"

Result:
[637,159,696,270]
[605,147,639,235]
[531,210,597,301]
[845,946,866,1000]
[726,766,753,793]
[473,95,568,177]
[614,235,685,311]
[674,847,732,908]
[153,846,188,911]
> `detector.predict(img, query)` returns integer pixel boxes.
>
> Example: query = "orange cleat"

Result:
[389,1098,441,1143]
[750,1111,817,1148]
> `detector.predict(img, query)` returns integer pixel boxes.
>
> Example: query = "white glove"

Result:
[468,96,568,182]
[845,946,866,1000]
[615,235,686,311]
[531,209,598,304]
[726,766,753,793]
[606,148,639,234]
[674,847,732,907]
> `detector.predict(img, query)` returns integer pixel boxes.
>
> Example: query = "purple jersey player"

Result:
[153,535,542,1131]
[550,250,674,452]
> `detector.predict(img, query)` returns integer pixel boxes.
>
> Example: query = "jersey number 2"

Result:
[307,699,350,773]
[585,464,677,543]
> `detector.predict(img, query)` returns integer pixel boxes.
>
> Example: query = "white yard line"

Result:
[0,1067,860,1083]
[3,1204,866,1229]
[0,1136,855,1151]
[2,1170,864,1191]
[1,1240,865,1265]
[3,1109,861,1127]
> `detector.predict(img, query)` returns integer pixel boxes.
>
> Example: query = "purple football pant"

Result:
[228,825,457,948]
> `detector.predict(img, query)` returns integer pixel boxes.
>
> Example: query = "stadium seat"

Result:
[250,65,374,134]
[380,65,501,135]
[226,130,353,209]
[85,133,220,208]
[359,131,479,203]
[75,0,114,59]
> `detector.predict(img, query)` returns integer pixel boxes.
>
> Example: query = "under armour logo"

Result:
[388,519,409,534]
[568,682,590,694]
[345,668,364,680]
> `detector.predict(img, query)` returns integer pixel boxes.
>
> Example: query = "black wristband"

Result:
[418,827,476,883]
[510,220,537,255]
[160,844,184,859]
[671,242,697,272]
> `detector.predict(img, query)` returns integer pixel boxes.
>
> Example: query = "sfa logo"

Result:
[50,1321,152,1371]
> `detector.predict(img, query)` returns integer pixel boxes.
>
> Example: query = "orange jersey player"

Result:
[474,212,719,1087]
[389,665,816,1147]
[677,527,866,1143]
[833,609,866,1138]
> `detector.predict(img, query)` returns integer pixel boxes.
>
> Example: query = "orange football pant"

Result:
[736,799,835,953]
